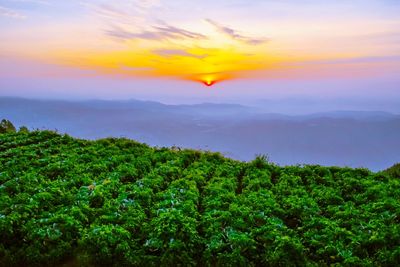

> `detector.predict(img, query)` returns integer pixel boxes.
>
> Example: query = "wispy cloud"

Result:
[358,31,400,44]
[152,25,206,39]
[0,6,25,19]
[82,1,160,25]
[83,2,206,42]
[81,2,133,24]
[95,4,128,18]
[11,0,49,5]
[152,49,207,59]
[106,24,207,42]
[296,55,400,66]
[205,19,268,45]
[133,0,161,11]
[105,25,161,40]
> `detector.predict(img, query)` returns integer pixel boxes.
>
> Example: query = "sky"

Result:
[0,0,400,111]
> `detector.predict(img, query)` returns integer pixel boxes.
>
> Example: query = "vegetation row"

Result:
[0,120,399,266]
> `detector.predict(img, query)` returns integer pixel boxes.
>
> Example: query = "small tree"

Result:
[383,163,400,178]
[0,119,16,133]
[250,154,269,169]
[19,126,29,133]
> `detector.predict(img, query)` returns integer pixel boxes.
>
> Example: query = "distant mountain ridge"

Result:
[1,96,398,119]
[1,97,399,171]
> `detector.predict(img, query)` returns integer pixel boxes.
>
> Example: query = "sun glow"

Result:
[52,46,273,86]
[203,80,215,86]
[2,0,398,90]
[194,72,231,87]
[41,9,374,87]
[199,76,217,87]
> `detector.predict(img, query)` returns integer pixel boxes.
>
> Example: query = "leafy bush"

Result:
[383,163,400,179]
[0,119,16,134]
[0,129,399,266]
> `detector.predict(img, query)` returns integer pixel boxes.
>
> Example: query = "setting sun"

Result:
[49,45,272,86]
[202,80,215,86]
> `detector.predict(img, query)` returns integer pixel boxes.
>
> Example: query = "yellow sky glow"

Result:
[2,1,399,86]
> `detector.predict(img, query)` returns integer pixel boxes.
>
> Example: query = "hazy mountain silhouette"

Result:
[1,97,399,171]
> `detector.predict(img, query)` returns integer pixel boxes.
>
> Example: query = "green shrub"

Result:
[0,129,399,266]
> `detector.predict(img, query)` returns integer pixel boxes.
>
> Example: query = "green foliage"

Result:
[383,163,400,178]
[18,126,29,133]
[0,119,16,134]
[0,129,400,266]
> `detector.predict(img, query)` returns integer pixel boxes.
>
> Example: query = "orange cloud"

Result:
[44,12,391,86]
[52,45,275,86]
[44,15,279,86]
[106,24,207,42]
[205,19,268,45]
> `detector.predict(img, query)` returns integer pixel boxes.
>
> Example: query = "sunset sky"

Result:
[1,0,400,109]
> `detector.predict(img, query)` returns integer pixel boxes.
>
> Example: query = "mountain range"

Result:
[1,97,399,171]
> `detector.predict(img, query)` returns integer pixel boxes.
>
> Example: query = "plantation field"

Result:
[0,130,399,266]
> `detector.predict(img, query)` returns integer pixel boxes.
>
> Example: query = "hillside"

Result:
[1,129,400,266]
[2,97,400,171]
[383,163,400,179]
